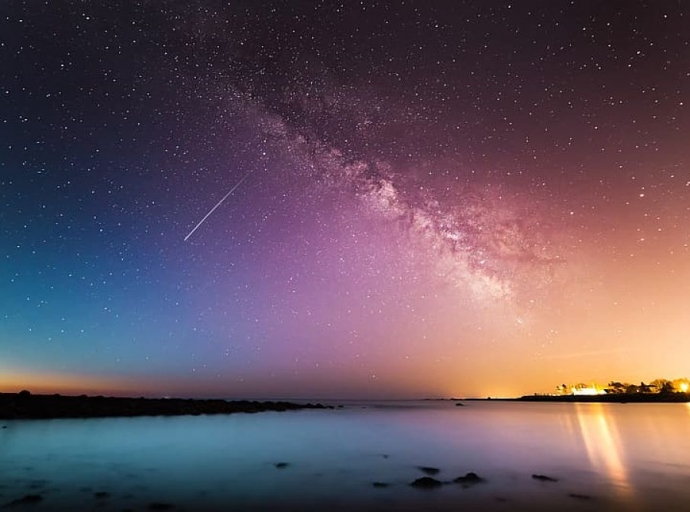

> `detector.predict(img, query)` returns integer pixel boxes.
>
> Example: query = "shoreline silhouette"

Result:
[0,391,328,419]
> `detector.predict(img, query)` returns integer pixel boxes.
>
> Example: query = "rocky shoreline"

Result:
[0,391,328,419]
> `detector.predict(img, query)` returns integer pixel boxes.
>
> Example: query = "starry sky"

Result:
[1,1,689,399]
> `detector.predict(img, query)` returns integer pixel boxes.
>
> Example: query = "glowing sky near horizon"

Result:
[1,1,689,398]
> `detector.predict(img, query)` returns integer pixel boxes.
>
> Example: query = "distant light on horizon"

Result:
[572,387,607,396]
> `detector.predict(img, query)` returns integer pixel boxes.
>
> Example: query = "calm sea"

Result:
[1,400,689,511]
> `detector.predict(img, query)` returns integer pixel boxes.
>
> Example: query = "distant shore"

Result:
[516,393,690,403]
[449,393,690,403]
[0,391,329,419]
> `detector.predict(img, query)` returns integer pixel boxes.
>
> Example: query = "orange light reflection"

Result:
[575,403,636,507]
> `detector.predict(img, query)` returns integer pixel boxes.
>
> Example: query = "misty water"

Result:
[1,400,689,511]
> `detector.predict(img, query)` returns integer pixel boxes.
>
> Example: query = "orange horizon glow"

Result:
[2,366,688,400]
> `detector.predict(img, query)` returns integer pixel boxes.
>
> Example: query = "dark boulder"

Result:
[410,477,443,488]
[4,494,43,506]
[532,474,559,482]
[453,472,484,484]
[417,466,440,475]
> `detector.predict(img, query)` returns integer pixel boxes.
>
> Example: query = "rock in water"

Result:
[532,474,559,482]
[4,494,43,506]
[454,472,484,484]
[569,493,593,500]
[417,466,440,475]
[410,477,443,488]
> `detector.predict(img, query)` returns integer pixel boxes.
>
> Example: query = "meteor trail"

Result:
[184,172,251,242]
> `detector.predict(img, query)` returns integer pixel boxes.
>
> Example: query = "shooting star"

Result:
[184,172,251,242]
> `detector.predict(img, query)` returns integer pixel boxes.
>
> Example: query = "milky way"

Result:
[2,1,689,398]
[217,84,566,306]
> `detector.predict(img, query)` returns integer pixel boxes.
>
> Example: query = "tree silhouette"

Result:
[607,382,627,394]
[625,384,639,394]
[660,381,675,394]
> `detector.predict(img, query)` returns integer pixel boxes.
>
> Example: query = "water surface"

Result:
[1,400,688,511]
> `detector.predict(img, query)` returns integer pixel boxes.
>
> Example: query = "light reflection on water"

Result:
[0,401,689,511]
[575,403,633,505]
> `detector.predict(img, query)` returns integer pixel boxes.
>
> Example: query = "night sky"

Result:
[2,1,689,399]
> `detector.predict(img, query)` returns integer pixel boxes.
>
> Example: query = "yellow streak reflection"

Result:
[575,403,636,506]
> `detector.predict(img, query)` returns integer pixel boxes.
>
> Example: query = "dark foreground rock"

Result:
[0,392,329,419]
[3,494,43,507]
[532,474,559,482]
[453,472,484,484]
[410,477,443,488]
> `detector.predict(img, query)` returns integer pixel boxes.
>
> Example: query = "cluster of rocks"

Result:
[1,467,594,509]
[0,391,328,419]
[369,467,593,502]
[2,492,177,510]
[0,484,183,510]
[407,467,485,488]
[2,494,43,507]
